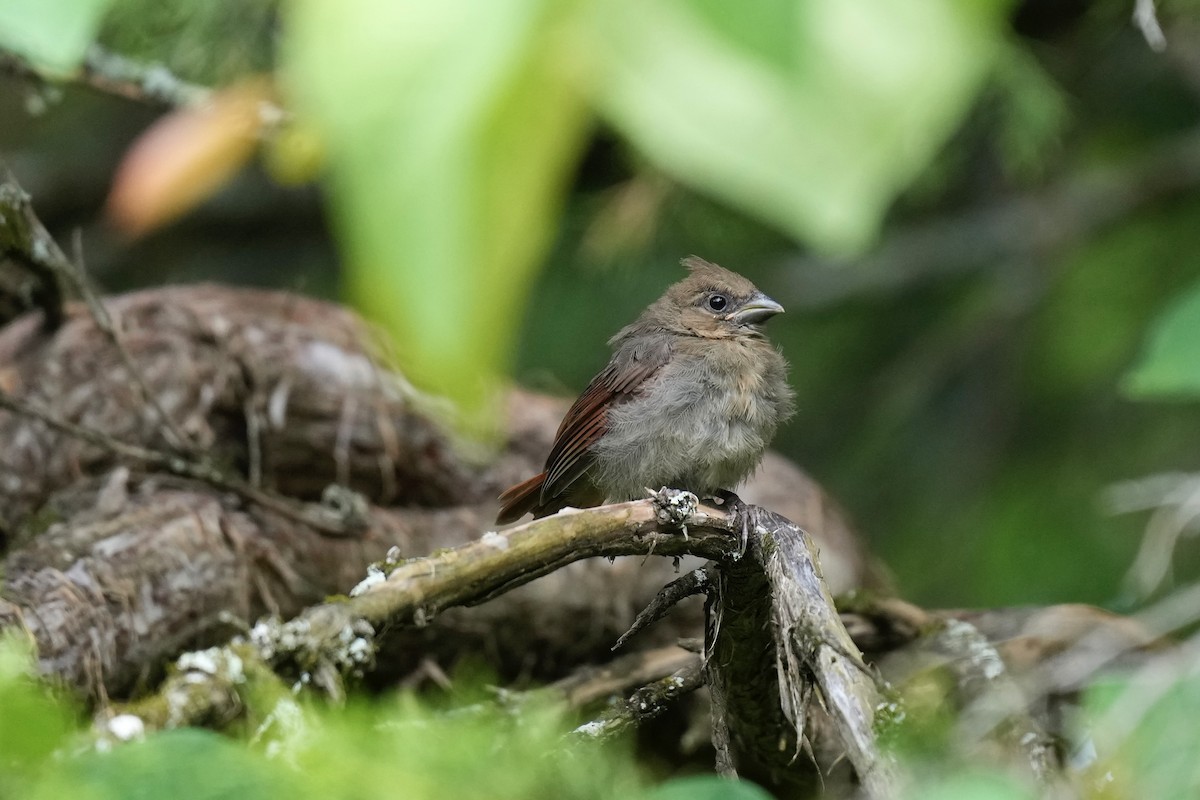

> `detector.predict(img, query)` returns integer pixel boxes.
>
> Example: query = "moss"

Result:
[757,532,778,560]
[833,588,883,614]
[871,682,908,743]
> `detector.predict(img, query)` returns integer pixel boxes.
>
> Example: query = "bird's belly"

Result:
[590,372,775,501]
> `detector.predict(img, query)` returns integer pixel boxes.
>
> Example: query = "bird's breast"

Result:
[588,337,789,500]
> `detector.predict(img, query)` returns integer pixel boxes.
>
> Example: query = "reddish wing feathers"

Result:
[495,472,547,524]
[496,337,669,523]
[540,374,619,498]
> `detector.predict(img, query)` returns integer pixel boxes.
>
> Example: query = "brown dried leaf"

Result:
[106,78,274,237]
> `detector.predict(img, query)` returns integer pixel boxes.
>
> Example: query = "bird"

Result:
[496,256,794,524]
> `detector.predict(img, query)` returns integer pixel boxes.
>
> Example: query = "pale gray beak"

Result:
[728,293,784,325]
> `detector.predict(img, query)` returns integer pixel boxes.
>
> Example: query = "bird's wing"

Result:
[539,336,670,503]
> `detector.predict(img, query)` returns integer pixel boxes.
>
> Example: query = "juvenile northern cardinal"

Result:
[497,256,794,523]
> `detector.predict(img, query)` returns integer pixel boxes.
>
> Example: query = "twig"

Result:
[0,387,361,538]
[0,165,68,327]
[568,659,704,743]
[0,44,209,109]
[0,164,194,449]
[547,645,700,711]
[921,618,1057,781]
[342,493,735,627]
[612,566,713,651]
[66,227,194,451]
[1133,0,1168,52]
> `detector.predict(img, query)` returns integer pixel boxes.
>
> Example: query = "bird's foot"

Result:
[703,490,755,558]
[648,487,699,537]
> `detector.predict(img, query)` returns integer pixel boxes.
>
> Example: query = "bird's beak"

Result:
[728,294,784,325]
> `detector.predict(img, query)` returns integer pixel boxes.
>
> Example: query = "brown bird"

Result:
[497,256,794,524]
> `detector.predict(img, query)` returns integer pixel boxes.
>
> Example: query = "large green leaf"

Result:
[1125,278,1200,398]
[585,0,1008,253]
[284,0,589,434]
[0,0,116,72]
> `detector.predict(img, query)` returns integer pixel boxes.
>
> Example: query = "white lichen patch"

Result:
[573,720,607,737]
[347,637,372,664]
[177,647,245,683]
[177,649,219,676]
[301,342,374,387]
[940,619,1004,681]
[349,564,386,597]
[106,714,145,741]
[480,531,508,550]
[247,619,281,660]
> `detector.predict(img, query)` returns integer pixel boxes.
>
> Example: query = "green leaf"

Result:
[907,771,1034,800]
[283,0,589,435]
[585,0,1009,253]
[31,729,287,800]
[294,697,640,800]
[0,633,75,788]
[0,0,117,72]
[645,775,774,800]
[1125,278,1200,398]
[1086,672,1200,800]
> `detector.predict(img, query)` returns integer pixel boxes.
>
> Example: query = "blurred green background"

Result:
[3,0,1200,613]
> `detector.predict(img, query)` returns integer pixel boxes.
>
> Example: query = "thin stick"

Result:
[0,388,358,537]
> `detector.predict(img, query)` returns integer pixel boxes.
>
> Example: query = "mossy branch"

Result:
[97,492,894,793]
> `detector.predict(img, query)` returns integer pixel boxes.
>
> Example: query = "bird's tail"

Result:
[496,472,546,524]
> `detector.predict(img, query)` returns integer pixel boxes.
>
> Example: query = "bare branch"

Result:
[0,44,209,109]
[0,164,69,327]
[568,658,704,743]
[612,565,713,652]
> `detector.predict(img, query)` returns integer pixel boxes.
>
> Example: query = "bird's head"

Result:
[647,256,785,339]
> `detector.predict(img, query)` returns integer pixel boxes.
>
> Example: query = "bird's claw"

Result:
[705,490,754,558]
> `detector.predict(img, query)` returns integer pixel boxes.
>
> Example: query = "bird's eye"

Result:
[707,294,728,312]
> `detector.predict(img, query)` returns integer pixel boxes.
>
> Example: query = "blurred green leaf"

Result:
[1125,278,1200,398]
[992,48,1069,180]
[585,0,1010,253]
[905,771,1034,800]
[31,729,286,800]
[1087,671,1200,800]
[284,0,589,434]
[0,0,116,72]
[292,696,640,800]
[0,633,75,794]
[645,775,773,800]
